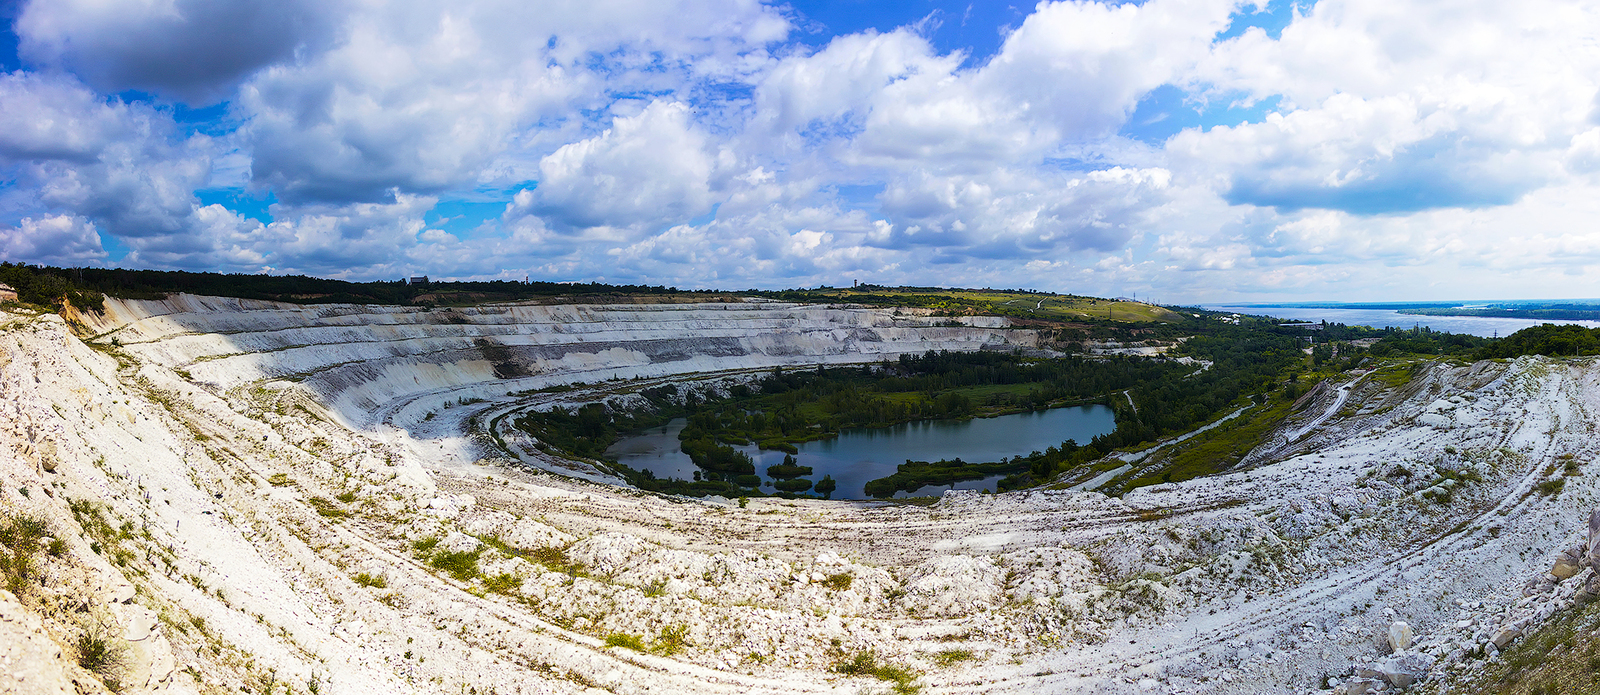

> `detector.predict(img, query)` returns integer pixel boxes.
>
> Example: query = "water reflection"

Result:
[605,404,1117,499]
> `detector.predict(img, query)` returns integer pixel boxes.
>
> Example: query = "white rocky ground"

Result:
[1,297,1598,694]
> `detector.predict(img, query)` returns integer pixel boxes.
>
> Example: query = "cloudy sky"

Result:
[1,0,1598,301]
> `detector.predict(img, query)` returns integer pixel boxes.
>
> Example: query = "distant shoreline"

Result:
[1396,307,1600,321]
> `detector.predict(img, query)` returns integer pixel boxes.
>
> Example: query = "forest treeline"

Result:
[0,262,688,309]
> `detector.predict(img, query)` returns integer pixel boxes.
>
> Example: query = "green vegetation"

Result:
[1,261,695,309]
[820,573,854,591]
[814,475,837,497]
[1474,323,1600,359]
[773,478,812,493]
[604,633,647,651]
[864,458,1027,498]
[353,572,387,588]
[833,650,920,694]
[766,455,811,478]
[482,573,523,594]
[0,262,105,310]
[1367,326,1490,357]
[307,497,349,519]
[931,649,975,667]
[75,621,129,688]
[1465,592,1600,695]
[428,549,483,581]
[0,514,48,595]
[754,285,1182,324]
[653,625,691,656]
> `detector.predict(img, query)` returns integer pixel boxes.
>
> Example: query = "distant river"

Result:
[1204,305,1600,338]
[605,404,1117,500]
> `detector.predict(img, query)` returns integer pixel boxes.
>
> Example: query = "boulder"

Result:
[1589,509,1600,568]
[1333,677,1383,695]
[1522,575,1557,596]
[1387,620,1413,652]
[1490,626,1522,650]
[1375,651,1433,688]
[1552,547,1585,580]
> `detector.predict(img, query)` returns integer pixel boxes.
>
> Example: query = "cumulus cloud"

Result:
[878,167,1174,257]
[4,0,1600,300]
[16,0,340,103]
[522,101,719,232]
[0,214,108,265]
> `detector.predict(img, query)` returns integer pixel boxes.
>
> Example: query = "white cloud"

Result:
[5,0,1600,301]
[522,101,718,232]
[0,214,108,265]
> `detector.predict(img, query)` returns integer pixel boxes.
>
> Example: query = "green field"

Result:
[758,287,1186,324]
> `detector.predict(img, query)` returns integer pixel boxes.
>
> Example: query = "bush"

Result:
[482,573,522,594]
[428,550,482,581]
[766,464,813,479]
[307,497,348,518]
[834,651,920,693]
[1537,478,1566,496]
[654,624,690,656]
[604,633,647,651]
[734,474,762,487]
[0,514,47,595]
[932,649,974,667]
[353,573,387,588]
[814,475,837,496]
[75,621,128,686]
[821,573,853,591]
[774,478,812,493]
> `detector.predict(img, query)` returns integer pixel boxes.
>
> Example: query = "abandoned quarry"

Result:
[4,290,1600,695]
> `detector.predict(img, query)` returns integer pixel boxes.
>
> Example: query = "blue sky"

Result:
[2,0,1599,301]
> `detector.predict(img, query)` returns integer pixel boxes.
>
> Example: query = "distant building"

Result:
[409,276,430,285]
[0,283,15,302]
[1281,322,1324,330]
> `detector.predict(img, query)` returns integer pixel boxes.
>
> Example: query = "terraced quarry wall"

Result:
[3,299,1600,695]
[82,296,1033,431]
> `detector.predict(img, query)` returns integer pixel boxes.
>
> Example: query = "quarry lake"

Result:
[606,404,1117,499]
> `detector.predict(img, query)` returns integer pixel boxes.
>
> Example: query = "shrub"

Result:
[604,633,647,651]
[429,550,482,581]
[335,491,358,503]
[654,624,690,656]
[834,651,920,693]
[821,573,853,591]
[353,573,387,588]
[0,514,47,595]
[774,478,812,493]
[482,573,522,594]
[1537,478,1566,496]
[75,621,128,686]
[932,649,974,667]
[307,497,348,518]
[814,475,837,496]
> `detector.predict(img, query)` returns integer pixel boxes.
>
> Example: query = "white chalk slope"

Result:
[1,297,1595,694]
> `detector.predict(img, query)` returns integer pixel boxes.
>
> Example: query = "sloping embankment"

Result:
[3,301,1600,694]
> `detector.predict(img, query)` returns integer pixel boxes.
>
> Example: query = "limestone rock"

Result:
[1490,626,1522,650]
[1387,620,1412,652]
[1552,547,1585,580]
[1333,677,1383,695]
[0,590,74,695]
[1588,509,1600,568]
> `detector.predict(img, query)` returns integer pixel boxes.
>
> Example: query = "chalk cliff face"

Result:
[82,296,1032,430]
[3,298,1599,695]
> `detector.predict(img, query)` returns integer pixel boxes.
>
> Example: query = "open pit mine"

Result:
[3,295,1600,694]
